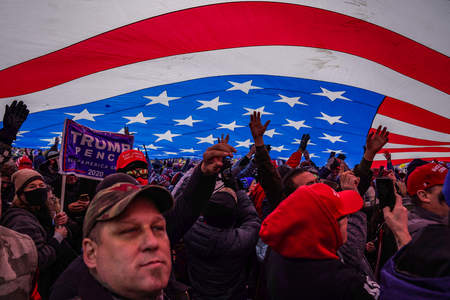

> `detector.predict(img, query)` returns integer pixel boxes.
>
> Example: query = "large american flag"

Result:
[0,1,449,168]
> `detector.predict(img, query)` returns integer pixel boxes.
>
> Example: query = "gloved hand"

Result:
[299,133,310,151]
[0,100,29,145]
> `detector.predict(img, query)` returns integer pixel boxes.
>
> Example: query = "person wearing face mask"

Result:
[116,149,150,186]
[38,149,63,197]
[1,168,77,299]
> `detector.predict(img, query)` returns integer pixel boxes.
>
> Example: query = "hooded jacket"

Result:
[259,184,379,300]
[380,224,450,300]
[1,207,76,299]
[408,205,448,238]
[184,190,260,300]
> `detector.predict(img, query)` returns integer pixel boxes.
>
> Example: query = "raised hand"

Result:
[383,150,392,161]
[201,140,236,175]
[249,112,270,147]
[299,133,310,151]
[217,134,230,144]
[364,126,389,161]
[340,171,360,191]
[1,100,29,144]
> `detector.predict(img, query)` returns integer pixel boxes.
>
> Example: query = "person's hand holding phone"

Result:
[376,178,396,211]
[383,193,411,249]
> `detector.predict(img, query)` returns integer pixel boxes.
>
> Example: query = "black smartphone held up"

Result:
[376,178,396,211]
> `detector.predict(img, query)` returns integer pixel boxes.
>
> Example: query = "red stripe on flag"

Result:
[0,1,448,97]
[368,130,449,146]
[372,157,450,168]
[377,97,450,134]
[380,147,450,153]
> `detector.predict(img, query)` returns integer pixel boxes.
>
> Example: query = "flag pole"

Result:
[60,174,66,212]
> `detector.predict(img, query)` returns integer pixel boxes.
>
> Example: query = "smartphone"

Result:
[376,178,396,211]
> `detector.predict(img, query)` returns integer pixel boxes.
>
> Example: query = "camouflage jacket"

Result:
[0,225,38,300]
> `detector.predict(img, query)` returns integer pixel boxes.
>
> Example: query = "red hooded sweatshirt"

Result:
[260,183,362,260]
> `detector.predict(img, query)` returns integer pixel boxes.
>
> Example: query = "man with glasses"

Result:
[116,149,149,185]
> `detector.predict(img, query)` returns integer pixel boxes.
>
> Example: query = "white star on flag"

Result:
[144,90,180,106]
[123,112,155,124]
[164,151,177,155]
[271,145,289,152]
[292,138,316,146]
[65,109,103,121]
[196,134,215,144]
[173,115,202,127]
[322,149,345,154]
[196,96,230,111]
[117,128,137,135]
[274,94,307,107]
[243,106,273,116]
[282,119,311,130]
[217,121,244,131]
[40,137,58,145]
[315,112,348,125]
[180,148,199,153]
[264,128,282,138]
[235,139,252,148]
[153,130,181,142]
[312,87,352,102]
[226,80,262,94]
[146,144,162,150]
[319,133,347,143]
[17,131,29,137]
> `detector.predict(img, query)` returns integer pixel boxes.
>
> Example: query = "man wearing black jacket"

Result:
[50,141,236,300]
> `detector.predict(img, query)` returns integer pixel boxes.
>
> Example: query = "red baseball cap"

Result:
[116,149,147,170]
[407,163,448,196]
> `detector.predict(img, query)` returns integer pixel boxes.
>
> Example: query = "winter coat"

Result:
[0,225,38,300]
[259,184,380,300]
[380,224,450,300]
[408,205,448,238]
[1,207,76,299]
[50,164,217,300]
[184,191,260,300]
[265,250,379,300]
[338,211,376,282]
[49,256,189,300]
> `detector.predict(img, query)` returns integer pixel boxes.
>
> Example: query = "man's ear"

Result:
[417,189,431,204]
[83,238,98,269]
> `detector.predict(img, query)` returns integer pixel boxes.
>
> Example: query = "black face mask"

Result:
[24,188,48,206]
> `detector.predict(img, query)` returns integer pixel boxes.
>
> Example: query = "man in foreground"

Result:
[50,141,235,300]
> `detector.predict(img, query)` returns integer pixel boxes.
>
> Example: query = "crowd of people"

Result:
[0,101,449,300]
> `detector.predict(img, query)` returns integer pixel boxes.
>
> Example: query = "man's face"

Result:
[88,197,171,299]
[419,185,448,216]
[291,171,319,188]
[209,156,224,174]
